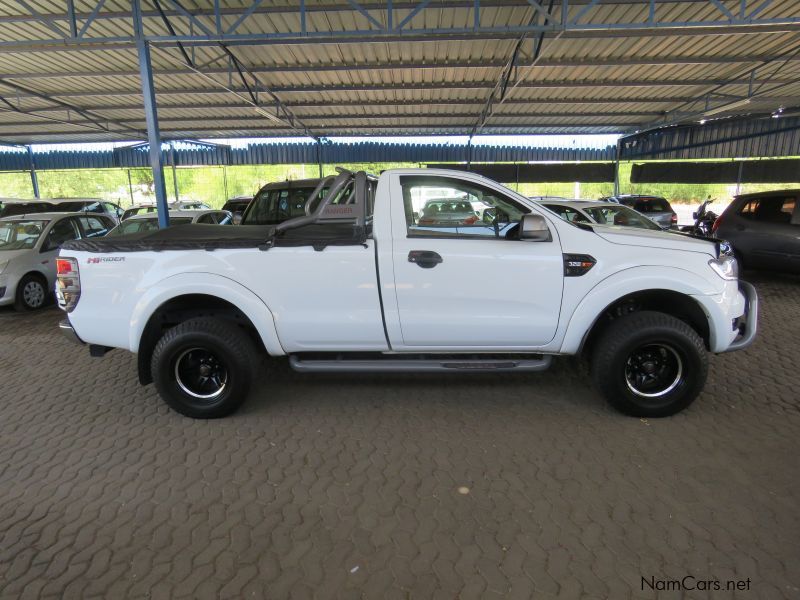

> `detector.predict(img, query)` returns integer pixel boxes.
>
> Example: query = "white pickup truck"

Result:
[56,169,757,419]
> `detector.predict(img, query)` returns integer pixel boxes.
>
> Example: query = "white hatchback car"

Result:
[0,212,115,310]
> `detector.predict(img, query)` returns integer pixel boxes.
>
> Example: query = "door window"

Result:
[196,213,217,224]
[739,196,796,223]
[78,216,111,238]
[43,218,79,251]
[400,176,530,239]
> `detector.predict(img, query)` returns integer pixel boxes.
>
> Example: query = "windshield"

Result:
[583,205,662,230]
[0,220,47,250]
[620,196,671,213]
[243,185,328,225]
[108,217,193,236]
[0,203,51,218]
[55,201,101,212]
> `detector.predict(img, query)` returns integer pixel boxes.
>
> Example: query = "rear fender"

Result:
[129,272,285,355]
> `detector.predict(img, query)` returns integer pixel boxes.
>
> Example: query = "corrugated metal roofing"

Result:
[0,1,798,144]
[621,114,800,159]
[0,139,617,170]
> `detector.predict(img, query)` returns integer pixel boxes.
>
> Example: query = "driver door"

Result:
[388,174,564,349]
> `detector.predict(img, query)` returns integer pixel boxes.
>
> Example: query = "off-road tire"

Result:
[151,317,258,418]
[590,311,707,417]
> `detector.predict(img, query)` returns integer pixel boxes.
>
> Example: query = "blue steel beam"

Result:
[134,0,169,228]
[27,145,39,198]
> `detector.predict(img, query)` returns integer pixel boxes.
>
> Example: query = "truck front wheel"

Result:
[590,311,708,417]
[151,318,257,418]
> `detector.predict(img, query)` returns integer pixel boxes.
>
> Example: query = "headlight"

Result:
[709,256,738,280]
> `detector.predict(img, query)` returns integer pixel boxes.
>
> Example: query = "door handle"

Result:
[408,250,443,269]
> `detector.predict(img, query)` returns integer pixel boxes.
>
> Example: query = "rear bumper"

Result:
[59,319,85,345]
[721,281,758,353]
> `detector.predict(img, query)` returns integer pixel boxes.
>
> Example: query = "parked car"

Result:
[0,212,114,310]
[121,201,212,221]
[57,168,756,420]
[49,198,125,224]
[602,195,677,229]
[0,199,59,218]
[417,198,480,226]
[241,178,328,225]
[120,205,157,221]
[712,189,799,274]
[171,200,211,211]
[108,210,233,236]
[222,195,254,224]
[542,200,663,231]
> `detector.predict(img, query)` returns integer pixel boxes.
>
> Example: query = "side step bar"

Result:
[288,354,553,373]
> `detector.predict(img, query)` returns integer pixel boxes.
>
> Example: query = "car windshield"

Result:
[0,220,47,250]
[583,205,662,230]
[243,185,328,225]
[108,217,193,236]
[0,203,50,217]
[55,201,99,211]
[621,197,670,213]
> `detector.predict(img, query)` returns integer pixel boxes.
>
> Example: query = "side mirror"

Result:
[519,214,551,241]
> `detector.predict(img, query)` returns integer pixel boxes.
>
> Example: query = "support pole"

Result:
[27,146,39,198]
[613,138,622,196]
[170,143,179,202]
[735,160,744,196]
[127,169,135,206]
[317,139,323,178]
[134,0,169,228]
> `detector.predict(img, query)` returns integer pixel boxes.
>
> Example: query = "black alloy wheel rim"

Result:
[174,347,229,401]
[624,343,684,399]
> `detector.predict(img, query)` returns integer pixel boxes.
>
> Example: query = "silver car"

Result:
[602,195,677,229]
[541,200,663,231]
[0,212,114,311]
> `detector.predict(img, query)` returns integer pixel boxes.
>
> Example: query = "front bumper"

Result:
[722,280,758,353]
[59,319,84,345]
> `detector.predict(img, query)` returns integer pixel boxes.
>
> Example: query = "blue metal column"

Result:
[27,146,39,198]
[133,0,169,228]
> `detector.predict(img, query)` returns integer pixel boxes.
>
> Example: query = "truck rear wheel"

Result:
[151,318,257,418]
[590,311,707,417]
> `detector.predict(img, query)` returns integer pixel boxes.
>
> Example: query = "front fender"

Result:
[559,266,721,354]
[129,272,285,356]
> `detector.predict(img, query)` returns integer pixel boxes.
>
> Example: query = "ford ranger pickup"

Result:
[56,168,757,419]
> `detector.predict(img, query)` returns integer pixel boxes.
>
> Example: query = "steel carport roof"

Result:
[0,0,798,145]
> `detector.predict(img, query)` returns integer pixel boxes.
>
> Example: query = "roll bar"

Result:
[273,168,374,236]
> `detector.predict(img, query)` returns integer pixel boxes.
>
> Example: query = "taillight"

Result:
[670,213,678,224]
[711,215,722,234]
[55,257,81,312]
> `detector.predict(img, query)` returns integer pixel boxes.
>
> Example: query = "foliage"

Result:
[1,161,797,210]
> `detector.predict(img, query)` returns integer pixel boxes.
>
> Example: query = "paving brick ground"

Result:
[0,271,798,599]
